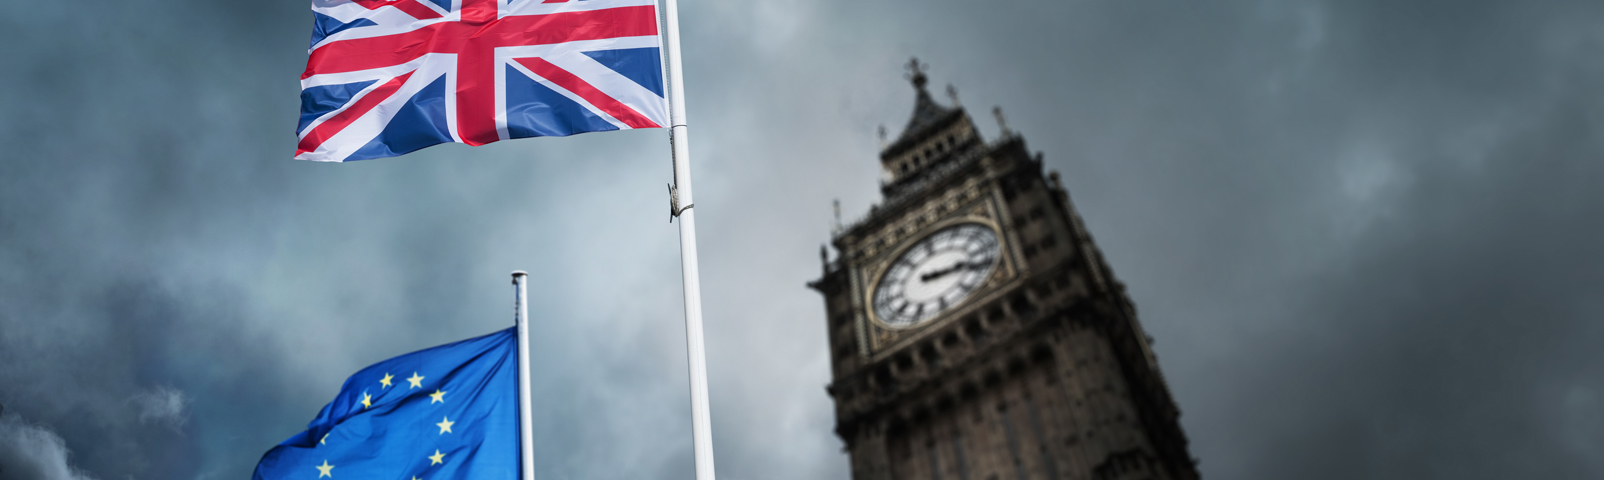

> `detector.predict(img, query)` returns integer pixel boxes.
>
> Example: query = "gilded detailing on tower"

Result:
[809,60,1199,480]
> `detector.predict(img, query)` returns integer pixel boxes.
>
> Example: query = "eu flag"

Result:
[254,328,522,479]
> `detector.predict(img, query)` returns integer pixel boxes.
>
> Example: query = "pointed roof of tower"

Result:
[883,58,963,157]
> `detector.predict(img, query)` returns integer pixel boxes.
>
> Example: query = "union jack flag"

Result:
[297,0,668,162]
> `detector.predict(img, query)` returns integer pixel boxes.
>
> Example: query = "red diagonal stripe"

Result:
[514,57,659,129]
[296,72,416,156]
[304,6,659,79]
[349,0,444,20]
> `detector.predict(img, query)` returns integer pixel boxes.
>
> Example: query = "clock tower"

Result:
[809,60,1199,480]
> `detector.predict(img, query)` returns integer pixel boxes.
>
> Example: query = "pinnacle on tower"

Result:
[904,57,929,91]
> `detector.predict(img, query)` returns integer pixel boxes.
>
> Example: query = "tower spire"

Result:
[884,57,959,156]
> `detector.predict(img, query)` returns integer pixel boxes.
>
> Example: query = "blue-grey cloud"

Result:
[0,413,97,480]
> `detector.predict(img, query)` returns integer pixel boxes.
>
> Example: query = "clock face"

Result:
[872,223,1001,328]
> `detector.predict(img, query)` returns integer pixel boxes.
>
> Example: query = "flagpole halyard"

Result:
[660,0,717,478]
[512,271,537,480]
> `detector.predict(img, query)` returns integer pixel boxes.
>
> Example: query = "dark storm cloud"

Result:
[1224,107,1604,478]
[1,0,1602,479]
[0,280,266,479]
[0,413,95,480]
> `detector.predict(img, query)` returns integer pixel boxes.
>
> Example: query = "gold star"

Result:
[380,373,394,388]
[436,416,454,434]
[361,393,372,409]
[320,433,328,445]
[429,389,446,404]
[407,372,425,389]
[429,450,445,465]
[316,460,334,478]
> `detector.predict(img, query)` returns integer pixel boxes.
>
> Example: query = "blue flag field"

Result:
[253,328,522,479]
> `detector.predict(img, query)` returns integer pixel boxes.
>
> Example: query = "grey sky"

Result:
[2,0,1602,479]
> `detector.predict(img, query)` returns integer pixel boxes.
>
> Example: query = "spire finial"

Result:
[877,125,887,148]
[904,57,929,91]
[946,84,960,107]
[993,106,1011,137]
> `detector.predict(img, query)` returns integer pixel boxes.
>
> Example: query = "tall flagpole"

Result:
[512,271,537,480]
[659,0,717,479]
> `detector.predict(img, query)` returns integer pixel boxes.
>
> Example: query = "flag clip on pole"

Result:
[668,183,693,222]
[660,0,717,479]
[512,271,537,480]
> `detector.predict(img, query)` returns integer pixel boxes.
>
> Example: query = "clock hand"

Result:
[920,260,987,282]
[919,264,957,282]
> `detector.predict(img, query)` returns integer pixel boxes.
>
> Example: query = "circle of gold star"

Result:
[429,450,446,465]
[407,372,425,389]
[316,460,334,478]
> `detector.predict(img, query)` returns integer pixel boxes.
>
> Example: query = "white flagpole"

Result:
[512,271,537,480]
[659,0,717,479]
